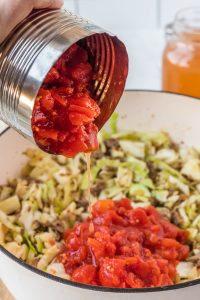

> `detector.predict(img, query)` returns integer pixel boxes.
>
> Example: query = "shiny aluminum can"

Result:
[0,9,128,141]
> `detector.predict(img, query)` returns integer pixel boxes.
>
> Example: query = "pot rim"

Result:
[1,89,200,293]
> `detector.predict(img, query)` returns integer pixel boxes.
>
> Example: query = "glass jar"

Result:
[162,7,200,98]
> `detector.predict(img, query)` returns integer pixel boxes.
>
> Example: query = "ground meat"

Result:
[187,254,200,267]
[91,181,107,197]
[75,194,89,210]
[147,162,158,183]
[51,219,65,234]
[33,219,65,240]
[99,166,118,179]
[91,150,104,160]
[170,141,179,152]
[171,211,183,227]
[104,138,120,149]
[104,138,121,155]
[149,197,158,206]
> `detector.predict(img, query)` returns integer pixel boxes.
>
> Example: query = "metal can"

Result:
[0,9,128,142]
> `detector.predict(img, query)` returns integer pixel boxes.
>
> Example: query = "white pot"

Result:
[0,90,200,300]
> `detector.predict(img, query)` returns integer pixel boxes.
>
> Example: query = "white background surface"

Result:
[1,2,200,297]
[0,0,199,132]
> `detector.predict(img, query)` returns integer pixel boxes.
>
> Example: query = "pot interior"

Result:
[0,90,200,293]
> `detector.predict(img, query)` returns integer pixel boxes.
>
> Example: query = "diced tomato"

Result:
[66,234,82,251]
[71,245,87,263]
[61,137,88,157]
[105,241,117,257]
[116,198,132,210]
[87,238,105,260]
[99,258,126,287]
[177,229,189,244]
[57,199,189,288]
[126,272,144,288]
[32,42,100,157]
[67,46,88,66]
[43,67,60,84]
[68,112,92,126]
[37,128,59,141]
[51,90,68,107]
[57,132,68,142]
[68,104,96,118]
[72,265,96,284]
[58,76,73,87]
[69,63,92,82]
[32,110,48,125]
[69,94,100,115]
[39,89,54,111]
[128,208,148,226]
[92,200,115,216]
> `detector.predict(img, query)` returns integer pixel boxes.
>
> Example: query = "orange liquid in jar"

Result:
[162,33,200,98]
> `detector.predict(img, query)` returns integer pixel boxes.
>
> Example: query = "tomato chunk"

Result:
[72,265,97,284]
[58,198,189,288]
[32,43,100,157]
